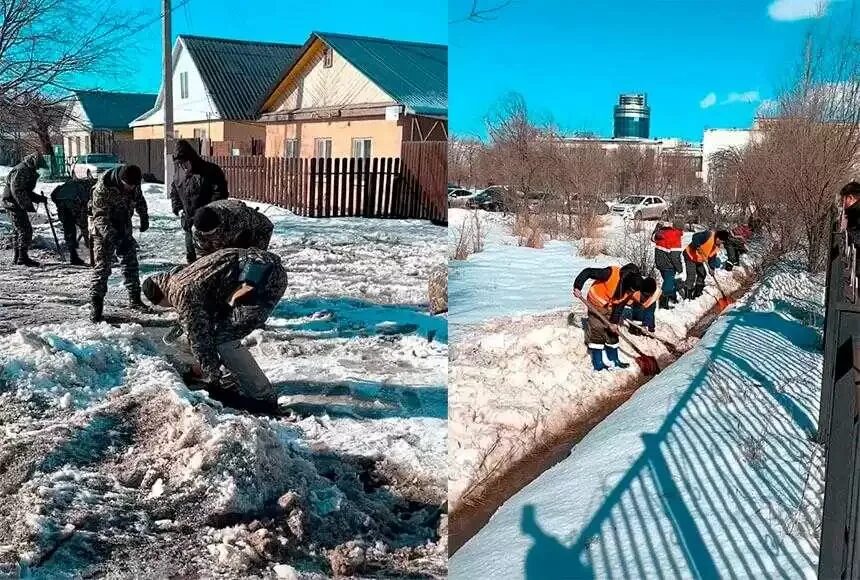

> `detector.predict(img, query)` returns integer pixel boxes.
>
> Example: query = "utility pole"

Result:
[163,0,174,187]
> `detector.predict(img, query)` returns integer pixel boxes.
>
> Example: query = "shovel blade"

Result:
[635,355,660,376]
[715,297,734,312]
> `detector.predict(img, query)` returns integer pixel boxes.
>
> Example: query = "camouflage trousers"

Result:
[6,208,33,251]
[90,232,140,300]
[56,205,88,251]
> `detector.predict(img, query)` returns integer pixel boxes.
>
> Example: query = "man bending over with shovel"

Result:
[682,229,729,300]
[574,263,643,371]
[142,247,288,408]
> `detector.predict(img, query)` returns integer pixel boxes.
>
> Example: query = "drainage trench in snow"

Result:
[448,275,757,556]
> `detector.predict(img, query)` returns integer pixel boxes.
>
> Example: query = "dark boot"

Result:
[692,284,705,299]
[605,345,630,369]
[589,347,609,371]
[18,250,40,267]
[69,251,85,266]
[659,295,673,310]
[128,289,153,313]
[669,292,679,304]
[90,297,104,323]
[12,247,19,265]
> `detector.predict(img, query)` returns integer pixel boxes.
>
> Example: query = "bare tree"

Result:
[450,0,513,23]
[736,21,860,271]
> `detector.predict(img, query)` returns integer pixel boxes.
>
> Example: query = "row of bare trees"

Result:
[707,25,860,272]
[449,94,703,240]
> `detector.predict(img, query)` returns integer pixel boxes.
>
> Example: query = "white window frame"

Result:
[314,138,332,159]
[193,128,207,140]
[180,71,189,99]
[284,138,298,159]
[351,138,372,159]
[323,47,333,68]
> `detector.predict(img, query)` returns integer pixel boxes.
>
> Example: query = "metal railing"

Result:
[818,226,860,579]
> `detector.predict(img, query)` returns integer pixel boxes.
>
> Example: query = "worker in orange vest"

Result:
[573,263,642,371]
[682,229,730,299]
[627,277,660,333]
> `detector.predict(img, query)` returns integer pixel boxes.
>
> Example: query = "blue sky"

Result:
[449,0,859,142]
[95,0,447,94]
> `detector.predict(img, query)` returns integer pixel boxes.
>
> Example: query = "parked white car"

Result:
[70,153,122,179]
[608,195,668,220]
[448,188,478,207]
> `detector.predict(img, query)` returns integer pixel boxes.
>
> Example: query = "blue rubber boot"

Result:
[606,345,630,369]
[589,347,609,371]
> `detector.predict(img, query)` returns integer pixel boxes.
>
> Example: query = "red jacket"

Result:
[653,226,683,251]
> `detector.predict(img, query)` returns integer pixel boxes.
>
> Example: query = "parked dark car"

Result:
[469,186,509,212]
[670,195,716,229]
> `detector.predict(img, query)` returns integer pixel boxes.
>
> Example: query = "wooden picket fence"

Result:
[213,153,446,222]
[113,138,447,222]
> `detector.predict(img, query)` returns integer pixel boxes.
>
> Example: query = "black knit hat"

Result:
[142,274,166,305]
[117,165,142,186]
[193,207,220,232]
[840,182,860,197]
[715,230,730,242]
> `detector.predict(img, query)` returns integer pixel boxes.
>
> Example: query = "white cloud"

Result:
[722,91,762,104]
[768,0,830,21]
[700,92,718,108]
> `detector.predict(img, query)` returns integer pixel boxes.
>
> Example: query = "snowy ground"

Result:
[447,209,753,510]
[451,262,824,578]
[0,182,447,578]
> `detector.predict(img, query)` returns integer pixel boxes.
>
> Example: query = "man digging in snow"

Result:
[191,199,273,258]
[89,165,150,322]
[142,247,288,407]
[51,177,95,266]
[681,229,729,300]
[573,263,643,371]
[170,139,229,264]
[2,153,48,267]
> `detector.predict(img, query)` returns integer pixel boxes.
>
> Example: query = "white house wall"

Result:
[275,43,395,112]
[61,98,91,132]
[131,39,219,126]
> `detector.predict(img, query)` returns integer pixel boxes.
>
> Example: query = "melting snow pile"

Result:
[452,261,825,578]
[0,184,448,578]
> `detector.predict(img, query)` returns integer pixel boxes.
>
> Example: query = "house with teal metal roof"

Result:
[258,32,447,159]
[61,90,157,158]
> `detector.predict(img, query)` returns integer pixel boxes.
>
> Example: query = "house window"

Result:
[180,72,189,99]
[323,47,333,68]
[351,138,372,159]
[75,136,81,156]
[284,138,298,159]
[314,138,332,159]
[193,128,207,140]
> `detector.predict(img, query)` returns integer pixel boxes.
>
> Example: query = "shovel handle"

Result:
[576,296,649,357]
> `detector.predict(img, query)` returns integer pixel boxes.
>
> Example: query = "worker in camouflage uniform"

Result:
[2,153,48,266]
[142,247,288,404]
[51,177,95,265]
[89,165,150,322]
[191,199,273,257]
[170,139,229,264]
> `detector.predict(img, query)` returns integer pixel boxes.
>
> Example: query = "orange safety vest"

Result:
[588,266,632,308]
[685,231,718,263]
[632,289,661,308]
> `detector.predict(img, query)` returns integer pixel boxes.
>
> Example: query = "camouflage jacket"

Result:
[162,247,288,380]
[51,178,94,215]
[192,199,274,255]
[89,168,148,239]
[2,154,41,212]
